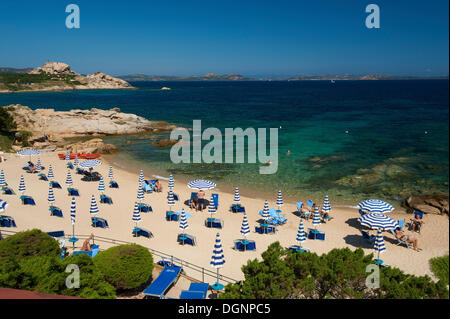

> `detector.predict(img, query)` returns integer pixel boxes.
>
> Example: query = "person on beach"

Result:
[27,161,36,173]
[299,202,311,220]
[196,190,206,211]
[320,208,333,222]
[410,212,424,233]
[154,179,162,192]
[394,228,421,251]
[81,233,94,251]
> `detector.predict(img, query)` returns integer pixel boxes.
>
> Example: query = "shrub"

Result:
[0,106,17,132]
[17,130,33,147]
[94,244,154,291]
[429,254,449,285]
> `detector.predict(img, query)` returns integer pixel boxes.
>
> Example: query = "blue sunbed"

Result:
[2,187,15,195]
[38,173,48,181]
[166,211,179,221]
[49,206,63,217]
[50,181,62,189]
[0,215,16,228]
[133,227,153,238]
[138,203,152,213]
[47,230,65,238]
[255,225,276,234]
[67,162,74,169]
[287,245,310,253]
[179,282,209,299]
[178,233,196,246]
[100,194,113,204]
[67,188,80,196]
[234,239,256,251]
[20,195,36,205]
[73,244,100,258]
[91,217,109,228]
[143,265,182,298]
[231,204,245,213]
[205,218,224,229]
[109,180,119,188]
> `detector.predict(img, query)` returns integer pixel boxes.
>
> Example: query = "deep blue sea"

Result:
[1,80,448,205]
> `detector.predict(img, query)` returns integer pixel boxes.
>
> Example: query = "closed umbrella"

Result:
[312,206,321,228]
[90,194,99,215]
[65,151,70,161]
[36,158,42,172]
[0,169,6,186]
[210,232,225,290]
[179,209,189,233]
[98,176,105,194]
[48,183,55,206]
[138,170,144,184]
[296,219,306,246]
[65,170,73,186]
[374,229,386,263]
[69,197,78,249]
[132,202,141,233]
[136,183,144,203]
[168,174,174,189]
[240,213,250,237]
[234,187,241,204]
[47,165,54,179]
[323,195,331,213]
[261,200,270,220]
[74,155,79,167]
[167,190,175,211]
[18,175,26,193]
[276,190,283,210]
[208,194,216,218]
[108,166,114,179]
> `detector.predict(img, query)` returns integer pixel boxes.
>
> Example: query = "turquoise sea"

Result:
[1,80,448,205]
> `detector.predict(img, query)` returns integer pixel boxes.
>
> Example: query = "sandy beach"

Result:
[1,151,448,283]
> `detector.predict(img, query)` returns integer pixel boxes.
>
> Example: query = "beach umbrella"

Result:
[312,206,321,228]
[17,148,40,161]
[234,187,241,204]
[0,170,6,186]
[187,179,216,190]
[323,195,331,213]
[261,200,270,220]
[70,197,77,248]
[276,190,283,208]
[108,166,114,180]
[74,155,79,167]
[132,202,141,227]
[358,199,394,214]
[18,175,26,193]
[98,176,106,193]
[358,213,398,231]
[48,183,55,205]
[373,229,386,261]
[89,194,99,215]
[0,199,8,212]
[167,190,175,210]
[138,170,144,184]
[179,209,189,233]
[136,183,144,202]
[240,213,250,237]
[296,219,306,245]
[208,194,216,218]
[210,232,225,287]
[65,170,73,186]
[65,151,70,161]
[36,158,42,172]
[47,165,54,179]
[168,174,174,189]
[79,159,102,170]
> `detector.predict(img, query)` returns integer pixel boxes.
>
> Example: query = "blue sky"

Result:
[0,0,448,77]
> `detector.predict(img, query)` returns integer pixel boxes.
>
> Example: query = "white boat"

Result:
[161,87,171,90]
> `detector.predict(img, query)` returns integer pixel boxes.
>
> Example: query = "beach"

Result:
[0,151,448,283]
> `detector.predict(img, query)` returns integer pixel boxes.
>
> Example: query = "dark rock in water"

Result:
[151,139,178,148]
[402,195,449,216]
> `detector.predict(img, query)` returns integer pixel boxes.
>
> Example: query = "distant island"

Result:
[0,62,134,93]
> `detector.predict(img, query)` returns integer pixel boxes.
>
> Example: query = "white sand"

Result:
[1,152,448,284]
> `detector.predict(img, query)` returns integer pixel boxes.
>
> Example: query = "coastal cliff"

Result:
[0,62,134,92]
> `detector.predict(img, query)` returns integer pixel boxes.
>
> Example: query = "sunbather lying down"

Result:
[394,228,421,252]
[81,233,94,251]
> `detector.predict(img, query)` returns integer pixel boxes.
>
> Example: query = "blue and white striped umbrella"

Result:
[70,197,76,225]
[358,199,394,214]
[138,170,144,184]
[132,202,141,224]
[0,169,6,186]
[168,174,174,189]
[108,166,114,179]
[210,232,225,268]
[276,190,283,207]
[98,176,106,193]
[89,194,99,215]
[36,158,42,172]
[74,155,79,167]
[179,209,189,233]
[358,213,398,230]
[374,229,386,258]
[261,200,270,219]
[312,206,321,228]
[323,195,331,213]
[0,199,8,212]
[47,165,54,179]
[17,149,40,157]
[187,179,216,190]
[240,213,250,237]
[208,194,216,217]
[234,187,241,203]
[296,220,306,244]
[167,190,175,208]
[48,183,55,204]
[79,159,102,169]
[65,151,70,161]
[18,175,26,193]
[136,183,144,201]
[65,170,73,186]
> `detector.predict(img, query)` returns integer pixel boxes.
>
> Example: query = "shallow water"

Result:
[1,80,448,205]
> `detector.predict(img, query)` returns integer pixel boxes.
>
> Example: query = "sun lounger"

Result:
[255,225,276,234]
[308,228,325,240]
[296,202,311,219]
[166,211,179,221]
[361,230,376,244]
[179,282,209,299]
[205,218,224,229]
[389,229,413,248]
[91,217,109,228]
[38,173,48,181]
[143,265,182,299]
[231,204,245,213]
[138,203,152,213]
[212,193,219,209]
[100,194,113,204]
[20,195,36,205]
[2,187,15,195]
[49,206,63,217]
[132,227,154,238]
[50,181,62,189]
[409,211,424,232]
[234,239,256,251]
[268,207,287,224]
[73,244,100,258]
[47,230,65,238]
[67,188,80,196]
[0,215,16,227]
[109,180,119,188]
[397,218,405,231]
[66,162,74,169]
[76,168,86,175]
[143,180,153,193]
[287,245,310,253]
[177,233,196,246]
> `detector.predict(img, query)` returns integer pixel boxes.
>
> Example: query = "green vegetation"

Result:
[17,130,33,147]
[0,106,18,151]
[220,242,449,299]
[0,73,79,91]
[93,244,154,291]
[430,254,449,285]
[0,230,116,299]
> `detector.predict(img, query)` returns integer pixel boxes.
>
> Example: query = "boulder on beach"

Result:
[402,195,449,216]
